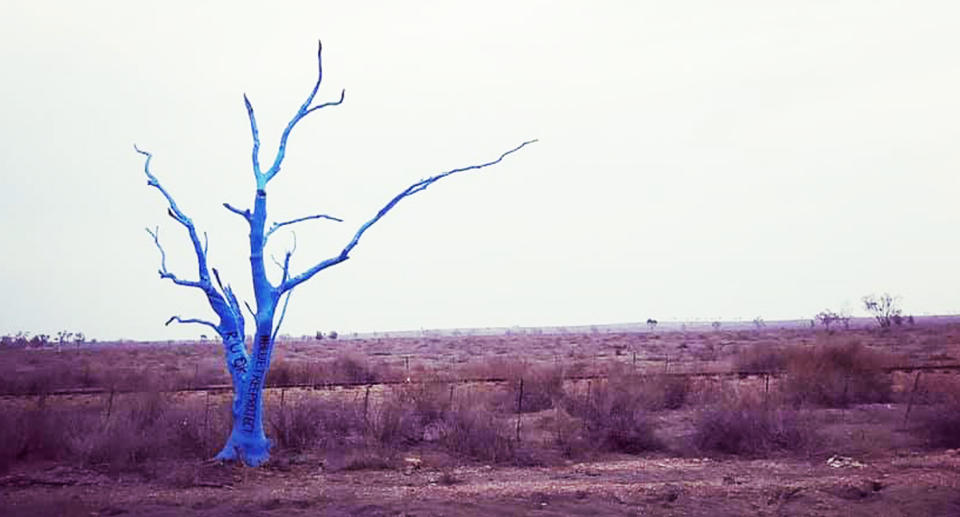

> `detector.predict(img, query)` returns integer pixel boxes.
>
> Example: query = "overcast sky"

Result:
[1,1,958,340]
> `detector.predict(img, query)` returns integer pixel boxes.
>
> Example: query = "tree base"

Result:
[215,430,272,467]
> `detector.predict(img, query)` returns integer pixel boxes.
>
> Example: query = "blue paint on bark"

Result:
[137,40,535,466]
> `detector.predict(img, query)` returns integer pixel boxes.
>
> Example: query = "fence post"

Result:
[105,388,115,419]
[363,384,371,426]
[902,371,922,428]
[203,390,210,453]
[516,377,524,442]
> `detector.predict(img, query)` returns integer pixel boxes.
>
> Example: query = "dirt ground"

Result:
[3,448,960,516]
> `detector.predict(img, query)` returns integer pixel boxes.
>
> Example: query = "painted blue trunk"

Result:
[137,41,534,467]
[214,187,281,466]
[215,328,275,466]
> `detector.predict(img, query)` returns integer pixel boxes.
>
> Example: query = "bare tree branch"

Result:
[243,93,262,178]
[280,139,537,293]
[136,145,213,286]
[165,315,220,334]
[223,202,252,221]
[281,232,296,285]
[213,268,245,338]
[260,41,346,186]
[137,145,248,343]
[145,227,205,289]
[271,289,293,343]
[269,232,297,282]
[265,213,342,240]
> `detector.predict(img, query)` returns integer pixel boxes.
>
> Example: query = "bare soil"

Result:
[3,448,959,516]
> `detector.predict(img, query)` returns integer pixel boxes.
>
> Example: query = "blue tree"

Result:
[136,42,535,466]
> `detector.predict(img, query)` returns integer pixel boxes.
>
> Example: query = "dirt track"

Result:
[3,449,960,516]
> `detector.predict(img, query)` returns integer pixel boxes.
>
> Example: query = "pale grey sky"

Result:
[1,1,958,340]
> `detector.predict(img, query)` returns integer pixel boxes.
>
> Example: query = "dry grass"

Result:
[0,390,228,476]
[916,404,960,448]
[692,392,817,456]
[3,323,960,479]
[734,342,788,373]
[782,340,894,407]
[561,374,664,455]
[268,396,364,451]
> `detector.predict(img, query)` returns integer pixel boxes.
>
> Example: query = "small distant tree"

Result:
[29,334,49,348]
[712,321,721,331]
[815,310,839,331]
[838,312,851,330]
[327,330,338,340]
[862,293,902,329]
[752,316,765,329]
[73,332,85,351]
[315,331,324,341]
[55,331,73,353]
[646,318,658,331]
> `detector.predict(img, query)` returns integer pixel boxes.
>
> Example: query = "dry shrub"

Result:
[71,391,216,473]
[328,353,379,385]
[693,398,816,456]
[442,405,516,463]
[734,343,788,373]
[491,362,565,414]
[592,366,690,411]
[0,391,228,474]
[71,416,159,472]
[0,407,74,471]
[912,373,960,405]
[369,381,455,447]
[368,384,521,464]
[642,375,690,411]
[563,376,662,455]
[369,397,426,447]
[782,341,892,407]
[916,404,960,448]
[913,379,960,448]
[269,396,364,451]
[165,404,229,458]
[266,359,304,387]
[393,381,453,426]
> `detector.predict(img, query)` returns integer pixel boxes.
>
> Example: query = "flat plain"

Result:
[2,320,960,516]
